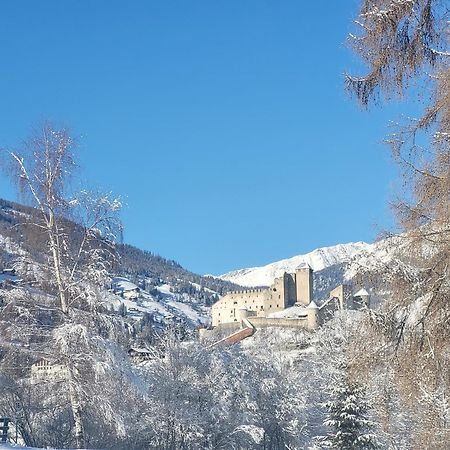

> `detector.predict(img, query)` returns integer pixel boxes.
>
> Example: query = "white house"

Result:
[111,277,141,300]
[30,358,68,383]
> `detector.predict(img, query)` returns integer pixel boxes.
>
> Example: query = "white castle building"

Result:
[211,264,369,331]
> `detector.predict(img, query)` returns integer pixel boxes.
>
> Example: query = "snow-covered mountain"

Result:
[218,242,372,287]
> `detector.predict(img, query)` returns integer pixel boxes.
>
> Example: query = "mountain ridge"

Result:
[218,241,373,287]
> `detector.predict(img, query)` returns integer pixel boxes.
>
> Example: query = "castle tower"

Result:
[295,263,313,306]
[353,288,370,309]
[306,300,319,329]
[272,276,287,308]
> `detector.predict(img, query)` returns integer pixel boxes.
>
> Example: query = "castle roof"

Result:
[268,305,307,319]
[306,300,319,309]
[354,288,369,297]
[296,262,312,271]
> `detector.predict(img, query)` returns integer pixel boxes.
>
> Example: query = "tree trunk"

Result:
[47,211,69,314]
[67,367,85,449]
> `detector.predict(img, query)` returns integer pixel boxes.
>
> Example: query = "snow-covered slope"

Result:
[0,198,223,329]
[218,242,372,287]
[108,277,211,327]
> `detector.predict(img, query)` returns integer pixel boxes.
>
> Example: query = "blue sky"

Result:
[0,1,409,274]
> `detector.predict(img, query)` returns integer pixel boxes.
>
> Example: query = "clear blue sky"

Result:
[0,1,409,275]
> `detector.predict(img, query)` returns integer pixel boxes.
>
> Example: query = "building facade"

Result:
[30,358,68,383]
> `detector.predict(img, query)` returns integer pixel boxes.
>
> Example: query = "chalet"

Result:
[111,277,141,300]
[30,358,68,382]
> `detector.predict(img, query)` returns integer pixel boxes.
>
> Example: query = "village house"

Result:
[128,347,154,362]
[111,277,141,300]
[30,358,69,383]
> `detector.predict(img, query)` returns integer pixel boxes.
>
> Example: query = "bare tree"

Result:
[5,124,121,314]
[347,2,450,448]
[2,122,122,448]
[347,0,450,352]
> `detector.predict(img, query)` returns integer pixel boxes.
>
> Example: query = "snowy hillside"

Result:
[0,198,234,329]
[108,277,211,327]
[218,242,372,287]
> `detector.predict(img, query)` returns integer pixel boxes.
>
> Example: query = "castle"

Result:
[211,264,369,331]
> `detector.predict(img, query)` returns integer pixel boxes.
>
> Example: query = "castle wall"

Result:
[211,268,359,330]
[211,288,270,326]
[267,275,292,312]
[248,316,313,330]
[328,284,352,309]
[272,276,286,307]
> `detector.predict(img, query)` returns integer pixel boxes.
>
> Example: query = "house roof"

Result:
[354,288,369,297]
[306,300,319,309]
[112,278,139,292]
[128,347,152,354]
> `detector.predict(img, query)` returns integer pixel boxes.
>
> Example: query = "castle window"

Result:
[233,301,237,304]
[277,304,279,308]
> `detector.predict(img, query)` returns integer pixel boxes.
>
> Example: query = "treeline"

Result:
[117,242,240,297]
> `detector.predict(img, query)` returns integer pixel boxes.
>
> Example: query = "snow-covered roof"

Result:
[112,278,139,292]
[128,347,152,354]
[268,305,307,319]
[317,296,339,310]
[306,300,318,309]
[354,288,369,297]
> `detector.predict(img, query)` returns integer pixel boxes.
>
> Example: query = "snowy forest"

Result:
[0,1,449,449]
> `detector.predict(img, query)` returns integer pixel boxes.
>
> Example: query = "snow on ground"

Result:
[217,238,411,288]
[166,300,207,324]
[0,445,85,450]
[156,284,172,295]
[240,327,316,364]
[108,278,210,326]
[189,281,215,294]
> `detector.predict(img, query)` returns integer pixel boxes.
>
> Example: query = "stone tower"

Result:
[353,288,370,309]
[295,263,313,306]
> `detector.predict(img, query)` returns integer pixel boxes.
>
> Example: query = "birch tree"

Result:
[5,124,122,314]
[2,123,122,448]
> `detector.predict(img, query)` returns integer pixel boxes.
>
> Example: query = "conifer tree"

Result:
[322,379,378,450]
